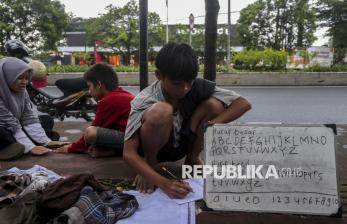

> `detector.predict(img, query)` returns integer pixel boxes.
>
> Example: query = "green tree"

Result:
[65,16,87,32]
[0,0,68,50]
[167,23,240,64]
[164,24,205,61]
[236,0,269,49]
[86,0,163,65]
[317,0,347,64]
[295,0,316,48]
[169,24,190,44]
[148,13,166,47]
[237,0,316,51]
[84,17,108,47]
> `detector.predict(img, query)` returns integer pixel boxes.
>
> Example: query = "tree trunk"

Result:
[125,28,133,66]
[296,0,306,48]
[204,0,220,82]
[125,52,130,66]
[274,7,280,50]
[296,23,304,48]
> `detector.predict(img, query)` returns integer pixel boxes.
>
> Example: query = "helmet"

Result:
[4,39,30,58]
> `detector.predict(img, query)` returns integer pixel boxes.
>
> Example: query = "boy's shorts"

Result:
[138,120,196,163]
[94,127,124,151]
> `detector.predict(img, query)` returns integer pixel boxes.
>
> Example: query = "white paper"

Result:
[171,178,204,205]
[118,190,189,224]
[188,202,196,224]
[118,178,203,224]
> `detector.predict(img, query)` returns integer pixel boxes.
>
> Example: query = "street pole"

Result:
[227,0,231,72]
[189,30,192,46]
[139,0,148,90]
[204,0,220,82]
[189,13,194,46]
[166,0,169,43]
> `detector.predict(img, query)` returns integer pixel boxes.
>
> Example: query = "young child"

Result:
[123,43,252,198]
[29,60,48,88]
[56,63,134,157]
[0,57,67,159]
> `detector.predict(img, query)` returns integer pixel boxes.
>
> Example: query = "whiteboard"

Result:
[204,124,340,216]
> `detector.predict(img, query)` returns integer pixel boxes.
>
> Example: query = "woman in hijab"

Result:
[0,57,67,159]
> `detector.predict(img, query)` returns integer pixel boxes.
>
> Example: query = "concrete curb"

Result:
[48,72,347,86]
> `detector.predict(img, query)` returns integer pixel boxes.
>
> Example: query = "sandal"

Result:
[0,143,25,161]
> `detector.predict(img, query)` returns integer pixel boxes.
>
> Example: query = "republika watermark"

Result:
[181,165,301,179]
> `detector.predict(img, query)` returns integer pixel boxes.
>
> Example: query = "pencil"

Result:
[161,166,194,193]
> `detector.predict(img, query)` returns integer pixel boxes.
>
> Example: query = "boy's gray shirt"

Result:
[124,79,241,146]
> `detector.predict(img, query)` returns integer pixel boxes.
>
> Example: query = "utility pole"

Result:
[204,0,220,82]
[189,13,194,46]
[139,0,148,90]
[227,0,231,72]
[166,0,169,43]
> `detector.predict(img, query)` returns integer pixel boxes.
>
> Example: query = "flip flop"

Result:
[0,143,25,161]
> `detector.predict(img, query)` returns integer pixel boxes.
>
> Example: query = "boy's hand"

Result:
[53,144,71,153]
[161,179,192,199]
[31,146,50,155]
[134,174,155,193]
[46,141,71,149]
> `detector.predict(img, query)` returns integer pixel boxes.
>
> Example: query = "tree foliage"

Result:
[168,24,205,54]
[65,1,239,65]
[80,0,163,65]
[237,0,316,51]
[65,16,87,32]
[317,0,347,64]
[232,49,288,70]
[0,0,68,50]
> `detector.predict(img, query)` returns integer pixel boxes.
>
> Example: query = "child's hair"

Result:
[29,60,47,80]
[155,43,198,81]
[84,63,118,90]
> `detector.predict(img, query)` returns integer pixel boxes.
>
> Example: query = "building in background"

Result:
[287,46,334,69]
[57,32,121,65]
[58,24,241,65]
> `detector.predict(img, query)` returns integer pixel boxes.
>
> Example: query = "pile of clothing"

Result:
[0,165,138,224]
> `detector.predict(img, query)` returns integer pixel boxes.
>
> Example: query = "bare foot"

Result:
[133,174,155,193]
[88,146,117,158]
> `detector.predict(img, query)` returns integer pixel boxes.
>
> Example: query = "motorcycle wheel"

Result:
[82,113,93,122]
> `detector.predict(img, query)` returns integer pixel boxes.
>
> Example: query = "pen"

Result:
[161,166,194,193]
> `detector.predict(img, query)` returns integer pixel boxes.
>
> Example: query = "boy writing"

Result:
[123,43,251,198]
[56,63,134,157]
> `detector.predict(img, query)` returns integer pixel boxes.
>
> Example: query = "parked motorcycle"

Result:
[4,39,96,121]
[27,79,96,121]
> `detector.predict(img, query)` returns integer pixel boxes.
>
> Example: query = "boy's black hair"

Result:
[155,43,198,81]
[84,63,118,90]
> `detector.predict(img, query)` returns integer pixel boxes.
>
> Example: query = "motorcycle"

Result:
[4,39,96,121]
[26,78,96,121]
